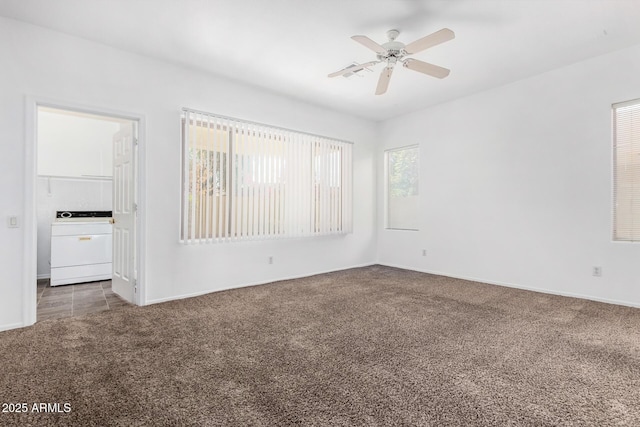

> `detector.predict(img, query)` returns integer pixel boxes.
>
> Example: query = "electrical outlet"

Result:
[592,266,602,277]
[268,256,273,265]
[422,249,427,257]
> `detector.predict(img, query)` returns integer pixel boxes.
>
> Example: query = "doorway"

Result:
[24,99,145,326]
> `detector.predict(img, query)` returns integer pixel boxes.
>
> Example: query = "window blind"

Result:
[613,99,640,242]
[180,109,353,243]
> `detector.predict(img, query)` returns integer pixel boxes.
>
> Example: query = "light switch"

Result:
[8,216,19,228]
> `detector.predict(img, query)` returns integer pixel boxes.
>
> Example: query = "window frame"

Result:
[612,98,640,243]
[384,144,420,231]
[180,109,353,243]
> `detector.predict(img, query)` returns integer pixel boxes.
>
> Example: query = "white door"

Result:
[112,121,137,303]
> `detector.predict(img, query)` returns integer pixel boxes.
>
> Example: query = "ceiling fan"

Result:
[329,28,455,95]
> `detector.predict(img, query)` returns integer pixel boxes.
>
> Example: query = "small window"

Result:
[385,146,419,230]
[612,99,640,242]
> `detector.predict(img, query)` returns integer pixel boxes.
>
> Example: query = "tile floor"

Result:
[37,279,132,322]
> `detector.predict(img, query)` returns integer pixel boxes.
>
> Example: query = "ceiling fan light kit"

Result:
[329,28,455,95]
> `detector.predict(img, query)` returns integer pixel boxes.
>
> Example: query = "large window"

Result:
[180,109,352,243]
[385,146,419,230]
[613,99,640,242]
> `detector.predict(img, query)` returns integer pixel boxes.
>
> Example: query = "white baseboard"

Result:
[37,273,50,280]
[0,322,25,333]
[145,262,376,306]
[377,262,640,309]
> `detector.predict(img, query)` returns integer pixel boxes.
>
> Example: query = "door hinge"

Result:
[134,137,139,146]
[133,203,138,212]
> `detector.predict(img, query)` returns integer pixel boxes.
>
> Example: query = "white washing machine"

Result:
[50,211,113,286]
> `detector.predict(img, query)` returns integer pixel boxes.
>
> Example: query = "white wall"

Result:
[378,43,640,307]
[0,17,377,330]
[36,177,112,278]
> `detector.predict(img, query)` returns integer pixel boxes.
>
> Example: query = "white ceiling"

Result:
[2,0,640,121]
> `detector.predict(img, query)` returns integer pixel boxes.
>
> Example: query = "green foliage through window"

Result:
[388,147,419,197]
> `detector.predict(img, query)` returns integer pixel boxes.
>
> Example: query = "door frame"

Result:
[24,96,147,326]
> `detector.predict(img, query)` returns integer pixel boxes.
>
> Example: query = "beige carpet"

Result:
[1,265,640,426]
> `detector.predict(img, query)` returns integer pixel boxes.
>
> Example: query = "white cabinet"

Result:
[37,107,118,178]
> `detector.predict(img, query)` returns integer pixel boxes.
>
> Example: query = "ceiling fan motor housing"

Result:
[381,29,405,64]
[381,41,405,53]
[379,41,406,65]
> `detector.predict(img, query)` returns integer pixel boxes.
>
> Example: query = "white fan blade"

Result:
[375,67,393,95]
[327,61,380,78]
[351,35,386,54]
[404,28,455,54]
[403,58,450,79]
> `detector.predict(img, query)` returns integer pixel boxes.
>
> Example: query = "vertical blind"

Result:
[613,99,640,242]
[180,108,353,243]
